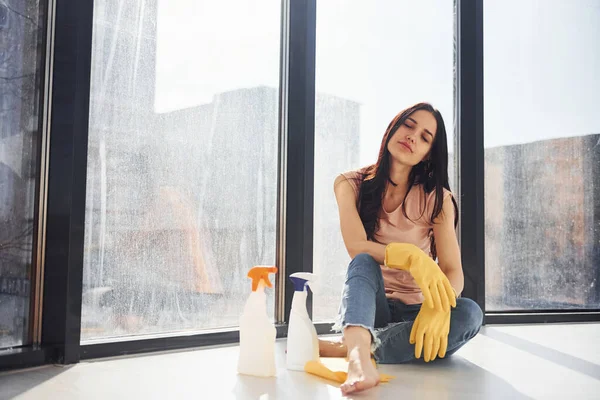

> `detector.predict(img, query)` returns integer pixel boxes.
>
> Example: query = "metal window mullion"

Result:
[42,0,95,364]
[277,0,316,324]
[456,0,486,314]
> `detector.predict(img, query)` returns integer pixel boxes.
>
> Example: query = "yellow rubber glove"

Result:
[304,358,395,384]
[384,243,456,312]
[409,304,451,362]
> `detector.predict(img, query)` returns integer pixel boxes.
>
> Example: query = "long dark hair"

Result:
[357,102,458,259]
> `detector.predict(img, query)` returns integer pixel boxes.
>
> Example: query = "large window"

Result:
[312,0,456,322]
[81,0,281,341]
[484,0,600,310]
[0,0,45,349]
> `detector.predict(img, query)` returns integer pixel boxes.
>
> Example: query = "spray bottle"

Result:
[286,272,319,371]
[237,265,278,377]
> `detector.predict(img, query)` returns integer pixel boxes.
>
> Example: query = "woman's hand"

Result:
[410,304,451,362]
[385,243,456,312]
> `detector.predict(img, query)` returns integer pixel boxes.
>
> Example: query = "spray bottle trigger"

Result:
[248,266,278,292]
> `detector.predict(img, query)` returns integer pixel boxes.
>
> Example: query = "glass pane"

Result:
[484,0,600,310]
[313,0,456,322]
[82,0,281,341]
[0,1,44,348]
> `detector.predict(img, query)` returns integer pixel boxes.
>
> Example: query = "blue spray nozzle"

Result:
[290,276,308,292]
[289,272,317,292]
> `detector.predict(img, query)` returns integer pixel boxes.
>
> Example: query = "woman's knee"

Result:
[347,253,381,278]
[349,253,379,269]
[452,298,483,334]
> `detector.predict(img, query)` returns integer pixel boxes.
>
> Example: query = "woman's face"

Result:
[387,110,437,166]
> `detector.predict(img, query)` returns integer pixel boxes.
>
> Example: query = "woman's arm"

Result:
[334,175,387,264]
[432,195,464,296]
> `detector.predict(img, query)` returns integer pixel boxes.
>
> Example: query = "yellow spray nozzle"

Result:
[248,266,278,292]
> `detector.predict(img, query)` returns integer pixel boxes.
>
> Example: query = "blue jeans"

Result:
[335,253,483,364]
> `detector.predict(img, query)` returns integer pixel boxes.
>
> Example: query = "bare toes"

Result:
[341,381,357,395]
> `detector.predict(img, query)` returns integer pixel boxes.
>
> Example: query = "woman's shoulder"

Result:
[405,184,454,221]
[424,186,454,202]
[337,166,370,193]
[339,166,369,181]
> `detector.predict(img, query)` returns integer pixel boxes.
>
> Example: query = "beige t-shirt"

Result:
[341,168,452,304]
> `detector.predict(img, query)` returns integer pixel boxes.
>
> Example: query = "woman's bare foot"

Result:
[340,327,380,395]
[341,346,380,395]
[318,338,347,358]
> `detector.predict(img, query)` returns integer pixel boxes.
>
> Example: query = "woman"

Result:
[319,102,483,395]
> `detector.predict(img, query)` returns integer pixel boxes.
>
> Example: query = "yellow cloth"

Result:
[304,358,395,384]
[410,304,451,362]
[384,243,456,312]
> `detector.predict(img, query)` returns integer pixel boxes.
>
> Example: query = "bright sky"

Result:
[154,0,281,109]
[154,0,600,165]
[484,0,600,148]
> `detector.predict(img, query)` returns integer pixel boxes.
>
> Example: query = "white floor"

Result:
[1,323,599,400]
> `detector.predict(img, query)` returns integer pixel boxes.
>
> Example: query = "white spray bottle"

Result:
[286,272,319,371]
[237,265,278,377]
